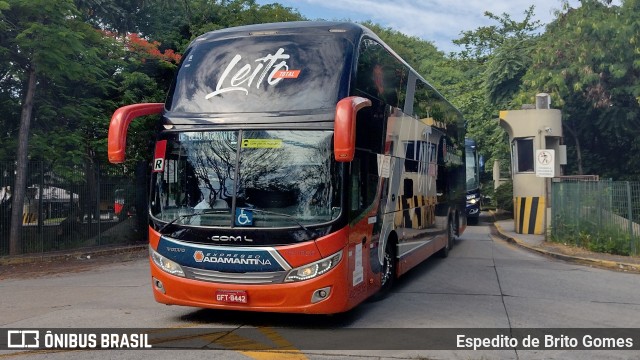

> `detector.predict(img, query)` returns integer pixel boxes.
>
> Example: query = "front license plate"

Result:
[215,289,248,304]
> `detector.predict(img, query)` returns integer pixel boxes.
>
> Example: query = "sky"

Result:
[254,0,581,53]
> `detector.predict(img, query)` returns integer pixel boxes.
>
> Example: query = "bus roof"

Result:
[192,21,372,43]
[165,21,462,129]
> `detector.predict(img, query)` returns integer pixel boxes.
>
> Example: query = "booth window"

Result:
[513,138,534,173]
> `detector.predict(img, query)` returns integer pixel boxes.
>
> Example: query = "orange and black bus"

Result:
[108,21,466,314]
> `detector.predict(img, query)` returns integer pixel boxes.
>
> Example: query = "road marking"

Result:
[150,326,308,359]
[233,328,308,360]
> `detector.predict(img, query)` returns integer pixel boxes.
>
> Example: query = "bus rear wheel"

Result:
[438,217,455,258]
[370,239,396,301]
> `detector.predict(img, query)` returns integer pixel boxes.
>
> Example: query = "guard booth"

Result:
[498,93,565,235]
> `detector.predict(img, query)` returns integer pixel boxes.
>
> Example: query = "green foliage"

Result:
[0,0,127,191]
[453,6,541,62]
[551,221,634,256]
[450,1,640,181]
[76,0,147,34]
[135,0,305,53]
[494,180,514,213]
[584,233,632,256]
[450,7,541,178]
[516,0,640,179]
[484,38,535,105]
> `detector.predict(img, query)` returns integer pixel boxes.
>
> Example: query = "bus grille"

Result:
[182,266,287,284]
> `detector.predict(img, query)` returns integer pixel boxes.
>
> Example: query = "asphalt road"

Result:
[1,220,640,359]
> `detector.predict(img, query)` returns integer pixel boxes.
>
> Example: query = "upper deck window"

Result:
[166,35,352,114]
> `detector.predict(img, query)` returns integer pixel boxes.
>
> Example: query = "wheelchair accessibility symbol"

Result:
[235,208,254,226]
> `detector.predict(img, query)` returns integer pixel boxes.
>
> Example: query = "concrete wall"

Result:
[499,105,563,235]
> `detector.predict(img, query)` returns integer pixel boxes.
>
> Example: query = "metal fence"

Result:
[0,161,148,256]
[551,180,640,256]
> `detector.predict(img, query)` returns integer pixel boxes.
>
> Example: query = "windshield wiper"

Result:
[157,209,229,234]
[242,208,313,235]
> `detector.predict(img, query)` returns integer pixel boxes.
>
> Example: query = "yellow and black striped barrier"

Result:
[23,212,38,224]
[514,197,545,235]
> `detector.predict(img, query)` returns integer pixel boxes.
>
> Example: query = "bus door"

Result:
[348,153,378,302]
[347,104,388,300]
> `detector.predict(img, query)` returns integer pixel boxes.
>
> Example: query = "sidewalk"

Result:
[0,244,148,279]
[489,212,640,274]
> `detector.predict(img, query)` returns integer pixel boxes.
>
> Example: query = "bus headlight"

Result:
[150,246,185,277]
[285,251,342,282]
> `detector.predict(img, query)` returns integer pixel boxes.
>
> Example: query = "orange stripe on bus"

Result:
[273,70,301,79]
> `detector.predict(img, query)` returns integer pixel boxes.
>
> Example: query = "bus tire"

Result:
[369,237,397,302]
[437,217,455,258]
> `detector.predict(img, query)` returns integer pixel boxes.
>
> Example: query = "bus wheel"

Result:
[438,218,454,258]
[370,239,396,302]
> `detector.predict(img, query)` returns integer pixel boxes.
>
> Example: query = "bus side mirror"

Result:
[334,96,372,162]
[108,103,164,164]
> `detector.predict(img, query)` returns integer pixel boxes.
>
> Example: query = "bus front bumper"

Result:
[149,256,351,314]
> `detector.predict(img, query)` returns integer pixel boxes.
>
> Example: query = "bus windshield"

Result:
[166,35,351,114]
[150,130,341,228]
[465,147,479,191]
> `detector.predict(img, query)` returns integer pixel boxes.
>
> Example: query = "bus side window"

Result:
[349,150,379,221]
[350,159,363,214]
[354,105,385,154]
[436,137,447,200]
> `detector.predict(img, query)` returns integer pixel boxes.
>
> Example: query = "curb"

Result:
[0,244,148,266]
[490,219,640,274]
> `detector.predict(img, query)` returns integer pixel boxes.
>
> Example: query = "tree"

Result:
[75,0,149,34]
[0,1,18,161]
[131,0,305,54]
[102,31,182,169]
[454,7,540,63]
[450,7,541,175]
[517,0,640,178]
[484,37,535,105]
[1,0,117,254]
